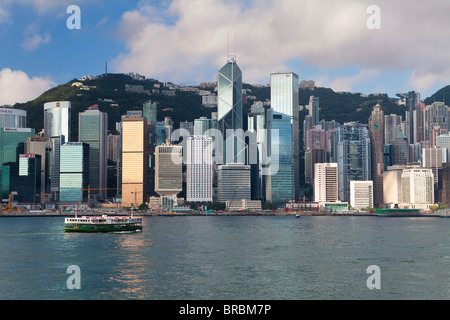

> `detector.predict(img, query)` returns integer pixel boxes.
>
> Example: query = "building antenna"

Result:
[227,32,237,63]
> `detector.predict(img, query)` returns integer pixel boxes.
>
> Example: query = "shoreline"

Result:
[0,211,443,218]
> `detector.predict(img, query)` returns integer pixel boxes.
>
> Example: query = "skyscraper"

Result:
[186,136,213,203]
[0,107,27,128]
[25,136,50,202]
[0,127,35,199]
[397,91,420,144]
[308,96,320,126]
[314,163,338,204]
[17,154,41,203]
[59,142,89,203]
[401,166,434,205]
[217,57,243,164]
[79,109,108,200]
[369,104,385,207]
[44,101,71,143]
[217,163,251,203]
[424,102,450,142]
[269,72,298,202]
[265,110,294,203]
[121,117,148,208]
[155,144,183,207]
[336,122,371,202]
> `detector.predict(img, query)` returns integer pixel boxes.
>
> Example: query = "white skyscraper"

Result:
[314,163,338,204]
[44,101,71,142]
[186,136,213,202]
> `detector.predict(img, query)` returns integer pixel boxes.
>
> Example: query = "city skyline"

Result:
[1,1,450,107]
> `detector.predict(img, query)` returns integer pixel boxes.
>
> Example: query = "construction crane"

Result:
[79,185,118,208]
[227,187,239,211]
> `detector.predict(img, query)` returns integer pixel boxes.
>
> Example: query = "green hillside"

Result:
[11,72,419,141]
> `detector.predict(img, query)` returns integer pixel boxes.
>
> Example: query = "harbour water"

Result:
[0,215,448,300]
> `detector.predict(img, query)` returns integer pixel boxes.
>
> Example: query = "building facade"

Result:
[44,101,71,143]
[314,163,338,204]
[59,142,89,203]
[186,136,213,203]
[79,109,108,200]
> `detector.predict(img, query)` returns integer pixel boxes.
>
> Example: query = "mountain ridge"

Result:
[10,72,449,141]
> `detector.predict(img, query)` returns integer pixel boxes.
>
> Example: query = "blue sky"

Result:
[1,0,450,105]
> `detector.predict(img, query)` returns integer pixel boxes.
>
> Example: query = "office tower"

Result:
[422,147,446,186]
[79,109,108,200]
[424,102,450,142]
[143,100,158,124]
[384,114,403,145]
[25,136,50,201]
[217,57,243,164]
[413,102,426,143]
[308,96,320,126]
[265,110,294,203]
[44,101,71,142]
[186,136,213,202]
[314,163,338,203]
[391,132,410,165]
[270,72,298,201]
[397,91,420,143]
[121,117,148,208]
[437,163,450,205]
[217,163,251,202]
[429,126,447,147]
[305,148,326,185]
[17,154,41,203]
[436,132,450,161]
[336,122,371,202]
[180,121,194,136]
[369,104,385,207]
[107,134,120,163]
[303,115,314,146]
[382,144,392,170]
[194,117,218,136]
[0,107,27,128]
[49,136,63,202]
[247,102,269,201]
[306,128,327,149]
[59,142,89,203]
[155,144,183,207]
[401,166,434,205]
[383,165,405,206]
[350,181,374,209]
[0,127,35,199]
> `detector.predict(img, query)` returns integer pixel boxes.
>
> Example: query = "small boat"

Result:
[64,215,143,233]
[295,214,301,218]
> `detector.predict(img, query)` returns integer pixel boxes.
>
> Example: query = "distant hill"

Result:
[13,72,437,141]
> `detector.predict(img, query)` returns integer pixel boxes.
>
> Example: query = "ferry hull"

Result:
[64,224,142,233]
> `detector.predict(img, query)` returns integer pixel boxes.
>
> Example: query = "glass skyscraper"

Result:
[79,108,108,200]
[217,57,243,164]
[59,142,89,203]
[0,127,35,199]
[265,110,294,203]
[267,72,298,203]
[44,101,71,143]
[336,122,371,202]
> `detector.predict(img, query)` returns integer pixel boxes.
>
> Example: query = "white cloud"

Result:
[0,68,55,105]
[21,24,51,51]
[111,0,450,94]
